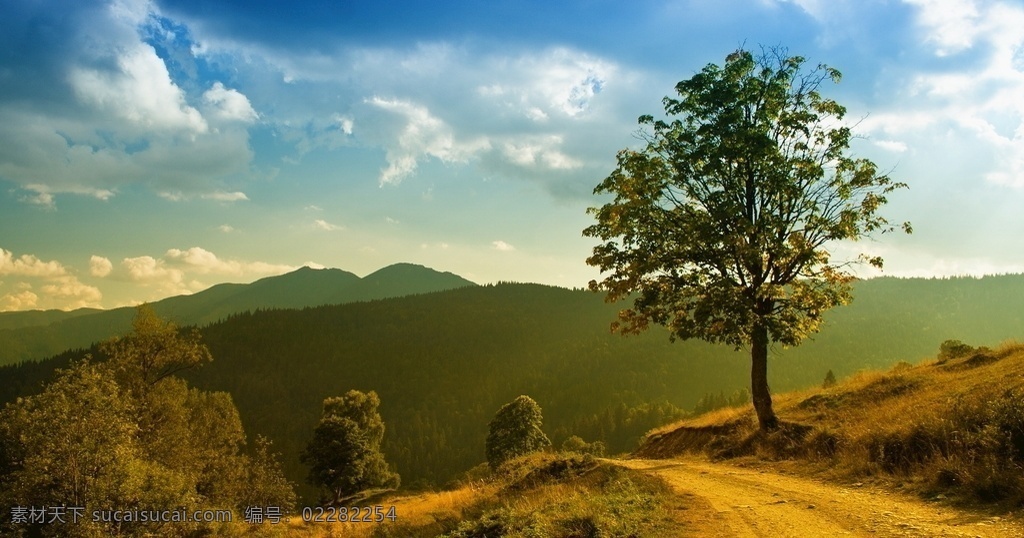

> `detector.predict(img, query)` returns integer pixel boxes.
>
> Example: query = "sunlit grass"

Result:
[638,340,1024,507]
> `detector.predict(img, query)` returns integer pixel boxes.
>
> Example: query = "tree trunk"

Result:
[750,321,779,431]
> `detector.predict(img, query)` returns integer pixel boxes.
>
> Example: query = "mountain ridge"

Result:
[0,262,476,365]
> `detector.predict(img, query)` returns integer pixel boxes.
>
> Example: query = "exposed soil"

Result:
[618,457,1024,537]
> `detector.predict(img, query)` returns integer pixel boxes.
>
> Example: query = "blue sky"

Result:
[1,0,1023,311]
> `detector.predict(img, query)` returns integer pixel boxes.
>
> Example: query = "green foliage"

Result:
[486,396,552,469]
[584,46,910,430]
[0,307,295,537]
[301,390,399,504]
[693,388,750,415]
[560,435,606,457]
[243,435,298,512]
[938,339,975,363]
[823,369,837,388]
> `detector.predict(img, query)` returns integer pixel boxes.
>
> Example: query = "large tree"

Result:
[584,47,910,431]
[485,395,551,469]
[301,390,399,504]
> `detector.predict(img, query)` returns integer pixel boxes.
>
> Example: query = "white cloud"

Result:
[873,139,909,153]
[40,279,103,307]
[0,249,102,310]
[0,1,258,207]
[69,43,207,134]
[478,47,613,118]
[90,255,113,277]
[164,247,297,276]
[201,191,249,202]
[904,0,984,56]
[202,82,259,123]
[492,240,516,252]
[858,0,1024,188]
[501,136,582,170]
[219,224,235,233]
[314,219,344,231]
[122,255,185,285]
[0,249,68,277]
[0,290,39,311]
[366,96,491,185]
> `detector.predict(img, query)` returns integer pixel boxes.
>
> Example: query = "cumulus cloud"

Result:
[202,82,259,123]
[0,248,102,311]
[0,290,39,311]
[0,1,259,207]
[114,247,296,298]
[0,249,67,277]
[164,246,296,276]
[90,255,113,277]
[69,42,208,133]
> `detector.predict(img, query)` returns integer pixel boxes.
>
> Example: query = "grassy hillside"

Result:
[639,340,1024,507]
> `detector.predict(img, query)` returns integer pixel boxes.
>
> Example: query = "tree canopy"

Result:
[584,47,910,430]
[486,395,552,469]
[301,390,399,504]
[0,305,295,537]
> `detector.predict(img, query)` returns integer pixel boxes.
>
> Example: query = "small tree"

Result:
[301,390,399,504]
[822,369,837,388]
[938,339,974,363]
[561,435,606,457]
[486,395,551,469]
[584,47,910,431]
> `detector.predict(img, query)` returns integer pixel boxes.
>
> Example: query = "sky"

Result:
[1,0,1023,311]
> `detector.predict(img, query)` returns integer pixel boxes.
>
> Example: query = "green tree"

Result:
[0,306,295,537]
[823,369,837,388]
[301,390,399,504]
[486,395,551,469]
[584,47,910,431]
[243,435,298,512]
[560,435,606,456]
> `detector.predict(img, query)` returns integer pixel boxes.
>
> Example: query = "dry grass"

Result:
[637,340,1024,508]
[370,452,682,537]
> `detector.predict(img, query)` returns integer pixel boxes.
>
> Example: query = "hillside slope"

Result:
[0,263,475,365]
[638,341,1024,508]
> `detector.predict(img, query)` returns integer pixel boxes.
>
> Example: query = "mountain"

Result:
[0,308,102,331]
[0,263,475,365]
[4,274,1024,502]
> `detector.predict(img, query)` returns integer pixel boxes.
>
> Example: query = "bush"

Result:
[561,435,607,457]
[938,339,974,363]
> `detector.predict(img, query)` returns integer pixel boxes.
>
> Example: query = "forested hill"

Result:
[3,275,1023,500]
[0,263,475,365]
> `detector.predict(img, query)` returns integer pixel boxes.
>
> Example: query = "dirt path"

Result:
[618,458,1023,537]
